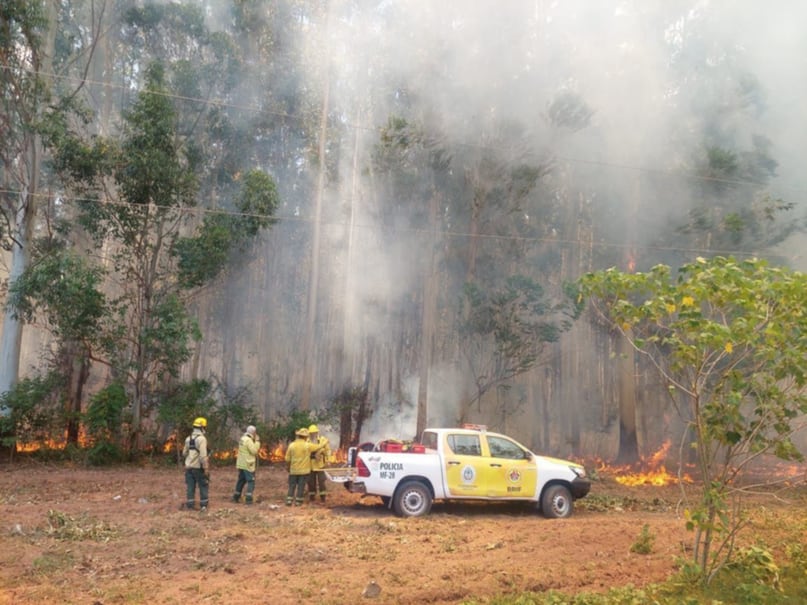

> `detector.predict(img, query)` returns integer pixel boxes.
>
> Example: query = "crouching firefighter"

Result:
[182,417,210,511]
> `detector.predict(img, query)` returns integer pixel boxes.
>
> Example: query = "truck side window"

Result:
[487,436,524,460]
[447,434,481,456]
[421,431,438,450]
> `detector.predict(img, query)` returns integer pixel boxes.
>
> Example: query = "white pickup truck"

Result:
[325,426,590,518]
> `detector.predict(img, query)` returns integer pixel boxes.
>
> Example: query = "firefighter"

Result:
[284,428,324,506]
[182,417,210,511]
[232,425,260,504]
[307,424,331,503]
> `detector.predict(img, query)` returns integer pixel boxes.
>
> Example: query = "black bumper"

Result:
[571,477,591,499]
[344,480,367,494]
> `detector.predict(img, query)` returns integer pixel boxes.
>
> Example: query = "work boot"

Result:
[232,494,240,503]
[245,496,253,505]
[285,497,293,506]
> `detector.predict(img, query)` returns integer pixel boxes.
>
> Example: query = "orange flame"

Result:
[15,430,92,453]
[626,252,636,273]
[596,440,693,486]
[267,443,285,462]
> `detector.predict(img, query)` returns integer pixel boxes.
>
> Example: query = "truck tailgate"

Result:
[323,467,356,483]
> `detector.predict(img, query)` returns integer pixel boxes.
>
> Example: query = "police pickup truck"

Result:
[325,425,590,518]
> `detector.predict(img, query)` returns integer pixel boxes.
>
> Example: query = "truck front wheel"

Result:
[541,484,573,518]
[393,481,432,517]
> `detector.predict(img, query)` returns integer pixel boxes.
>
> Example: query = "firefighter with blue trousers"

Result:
[232,425,260,504]
[182,417,210,511]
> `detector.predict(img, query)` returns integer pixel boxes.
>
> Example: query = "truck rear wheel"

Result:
[541,484,573,518]
[393,481,432,517]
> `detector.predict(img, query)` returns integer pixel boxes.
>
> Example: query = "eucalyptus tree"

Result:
[371,115,452,435]
[8,252,107,444]
[445,118,583,424]
[74,62,279,448]
[0,0,113,413]
[648,2,796,264]
[0,0,58,401]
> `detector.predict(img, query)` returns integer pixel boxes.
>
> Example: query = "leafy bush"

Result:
[83,383,127,465]
[262,408,324,448]
[630,524,656,554]
[0,372,64,458]
[157,378,257,459]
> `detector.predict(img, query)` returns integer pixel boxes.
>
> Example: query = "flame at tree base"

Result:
[597,440,693,486]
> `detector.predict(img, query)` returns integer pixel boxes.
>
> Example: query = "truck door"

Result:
[482,435,538,498]
[443,432,488,498]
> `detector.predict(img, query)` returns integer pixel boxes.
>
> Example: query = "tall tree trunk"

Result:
[416,191,440,438]
[0,0,58,401]
[301,3,332,410]
[616,176,642,462]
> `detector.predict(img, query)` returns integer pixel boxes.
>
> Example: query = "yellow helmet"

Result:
[295,428,309,438]
[308,424,319,434]
[192,417,207,428]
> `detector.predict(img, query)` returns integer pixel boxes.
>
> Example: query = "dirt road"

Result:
[0,462,800,604]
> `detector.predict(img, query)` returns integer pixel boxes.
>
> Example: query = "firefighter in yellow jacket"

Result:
[285,428,324,506]
[307,424,331,503]
[232,425,260,504]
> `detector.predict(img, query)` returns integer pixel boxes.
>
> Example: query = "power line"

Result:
[0,185,786,260]
[1,62,803,196]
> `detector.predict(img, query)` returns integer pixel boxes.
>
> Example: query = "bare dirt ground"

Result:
[0,460,804,605]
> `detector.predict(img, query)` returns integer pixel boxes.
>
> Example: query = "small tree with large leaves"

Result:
[579,256,807,580]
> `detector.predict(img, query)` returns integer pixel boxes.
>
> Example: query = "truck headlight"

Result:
[570,465,587,479]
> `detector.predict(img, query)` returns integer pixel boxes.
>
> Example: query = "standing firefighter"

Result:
[307,424,331,503]
[182,417,210,511]
[285,428,324,506]
[232,425,260,504]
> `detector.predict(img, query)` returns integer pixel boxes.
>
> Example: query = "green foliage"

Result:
[462,544,807,605]
[728,546,781,591]
[8,252,106,343]
[0,372,64,453]
[157,379,256,456]
[661,542,807,605]
[262,408,324,447]
[173,169,279,288]
[630,524,656,554]
[117,62,198,211]
[579,256,807,576]
[546,90,594,132]
[141,294,201,378]
[173,216,232,288]
[83,383,127,465]
[461,275,581,407]
[233,170,280,238]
